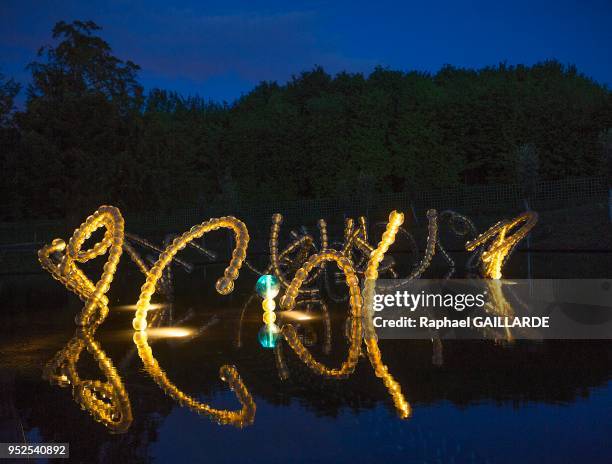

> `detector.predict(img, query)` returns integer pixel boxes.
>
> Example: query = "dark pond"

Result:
[0,250,611,463]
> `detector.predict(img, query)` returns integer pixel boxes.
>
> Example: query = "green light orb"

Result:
[255,274,280,299]
[258,323,280,348]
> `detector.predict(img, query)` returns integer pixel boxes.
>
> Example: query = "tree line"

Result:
[0,20,610,221]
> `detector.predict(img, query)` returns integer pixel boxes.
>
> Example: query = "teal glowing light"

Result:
[258,323,280,348]
[255,274,280,299]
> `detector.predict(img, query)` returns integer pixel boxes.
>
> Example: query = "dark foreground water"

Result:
[1,251,611,463]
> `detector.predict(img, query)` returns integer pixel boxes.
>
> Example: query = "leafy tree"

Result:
[11,20,143,219]
[27,20,142,112]
[0,72,21,218]
[2,20,611,221]
[0,71,20,127]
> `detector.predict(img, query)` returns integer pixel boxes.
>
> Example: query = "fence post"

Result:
[523,198,533,293]
[608,188,612,223]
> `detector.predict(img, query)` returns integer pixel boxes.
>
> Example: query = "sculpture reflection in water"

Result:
[42,322,133,433]
[38,203,536,431]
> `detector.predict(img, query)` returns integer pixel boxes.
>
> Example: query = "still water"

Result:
[1,252,611,463]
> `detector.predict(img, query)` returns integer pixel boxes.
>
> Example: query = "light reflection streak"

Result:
[278,310,317,322]
[136,326,196,339]
[112,303,169,312]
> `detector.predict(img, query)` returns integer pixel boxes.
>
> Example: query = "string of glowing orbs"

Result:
[38,205,125,326]
[465,211,538,280]
[263,214,409,298]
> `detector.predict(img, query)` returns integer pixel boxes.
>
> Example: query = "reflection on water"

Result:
[132,328,256,427]
[1,272,611,462]
[42,324,133,433]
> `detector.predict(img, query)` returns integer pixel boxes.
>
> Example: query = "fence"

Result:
[1,175,608,245]
[0,176,609,272]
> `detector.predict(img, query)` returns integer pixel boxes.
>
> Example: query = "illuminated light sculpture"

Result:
[272,297,333,380]
[461,212,537,344]
[341,217,355,256]
[43,321,132,433]
[133,331,256,427]
[435,210,478,276]
[318,218,329,251]
[37,206,190,326]
[256,274,281,348]
[300,219,329,286]
[370,209,438,293]
[38,205,125,326]
[124,232,218,300]
[245,230,317,280]
[378,209,438,287]
[465,211,538,279]
[122,240,151,276]
[321,217,375,302]
[279,250,363,378]
[125,232,194,273]
[123,232,196,298]
[260,210,419,417]
[132,216,249,331]
[37,206,132,432]
[252,212,430,300]
[328,213,438,293]
[405,209,438,280]
[269,213,320,296]
[362,210,412,419]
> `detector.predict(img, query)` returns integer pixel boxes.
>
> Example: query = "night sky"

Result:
[1,0,611,103]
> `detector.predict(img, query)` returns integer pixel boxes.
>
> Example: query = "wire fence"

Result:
[0,176,609,274]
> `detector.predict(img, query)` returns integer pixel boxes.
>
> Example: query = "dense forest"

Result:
[0,20,611,221]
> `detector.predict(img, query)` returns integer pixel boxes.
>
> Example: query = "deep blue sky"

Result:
[1,0,611,103]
